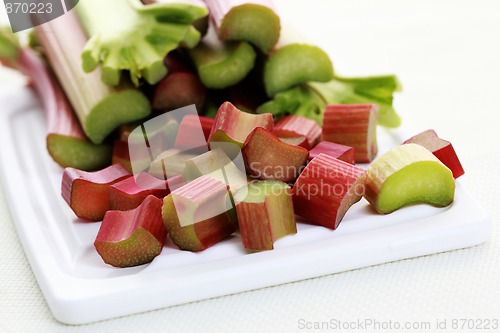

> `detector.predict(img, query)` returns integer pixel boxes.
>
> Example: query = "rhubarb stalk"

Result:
[0,29,112,171]
[35,11,151,145]
[204,0,281,53]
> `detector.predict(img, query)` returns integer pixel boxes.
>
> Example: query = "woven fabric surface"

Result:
[1,0,499,332]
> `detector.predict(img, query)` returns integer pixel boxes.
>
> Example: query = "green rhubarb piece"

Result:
[77,0,208,86]
[47,135,112,170]
[188,26,256,89]
[264,43,334,97]
[217,4,281,53]
[365,144,455,214]
[234,180,296,251]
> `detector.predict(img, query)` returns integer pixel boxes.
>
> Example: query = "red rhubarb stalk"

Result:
[322,104,379,163]
[292,154,366,229]
[274,115,322,149]
[403,130,464,179]
[95,195,167,267]
[62,164,131,221]
[308,141,355,165]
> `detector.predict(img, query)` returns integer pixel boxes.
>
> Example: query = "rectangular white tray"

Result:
[0,86,491,325]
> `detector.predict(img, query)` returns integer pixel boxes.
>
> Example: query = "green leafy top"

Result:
[77,0,208,86]
[257,75,402,128]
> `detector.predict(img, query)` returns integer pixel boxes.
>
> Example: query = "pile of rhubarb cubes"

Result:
[63,101,464,268]
[0,0,465,268]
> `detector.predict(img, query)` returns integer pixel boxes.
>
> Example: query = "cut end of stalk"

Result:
[219,4,280,53]
[85,90,151,144]
[47,135,112,171]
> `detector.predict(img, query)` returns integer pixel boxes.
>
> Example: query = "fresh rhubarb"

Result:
[273,115,321,150]
[292,153,367,229]
[365,144,455,214]
[152,72,207,112]
[109,173,172,211]
[403,130,465,179]
[204,0,281,53]
[322,104,379,163]
[242,127,308,183]
[257,75,402,127]
[148,149,196,180]
[234,180,296,251]
[112,140,133,173]
[0,29,112,171]
[208,102,274,149]
[264,44,334,97]
[278,136,308,149]
[174,115,214,149]
[62,164,131,221]
[308,141,355,165]
[95,195,167,267]
[77,0,208,86]
[188,24,256,89]
[35,11,151,145]
[162,176,236,251]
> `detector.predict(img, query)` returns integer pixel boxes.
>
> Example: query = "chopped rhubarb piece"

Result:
[95,195,167,267]
[183,148,232,181]
[188,24,257,89]
[175,115,214,149]
[209,102,274,149]
[205,0,281,53]
[292,154,366,229]
[162,176,236,251]
[152,71,206,112]
[109,173,172,211]
[278,136,308,149]
[322,104,379,163]
[148,149,196,181]
[403,130,464,179]
[62,164,131,221]
[365,144,455,214]
[112,140,132,173]
[234,180,296,251]
[273,115,322,149]
[308,141,355,165]
[242,127,308,183]
[264,44,334,96]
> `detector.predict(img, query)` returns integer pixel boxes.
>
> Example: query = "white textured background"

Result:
[1,0,500,332]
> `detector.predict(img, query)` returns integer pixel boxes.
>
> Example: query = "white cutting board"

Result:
[0,87,491,325]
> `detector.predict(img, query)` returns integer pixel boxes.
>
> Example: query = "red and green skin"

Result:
[322,104,379,163]
[162,176,236,252]
[109,173,172,211]
[95,195,167,268]
[292,153,367,230]
[242,127,309,183]
[175,115,214,149]
[208,101,274,148]
[61,164,131,221]
[0,38,112,170]
[308,141,355,165]
[403,129,465,179]
[273,115,322,150]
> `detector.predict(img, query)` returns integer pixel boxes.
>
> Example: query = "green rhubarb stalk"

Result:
[0,28,112,170]
[204,0,281,53]
[35,11,151,145]
[77,0,208,86]
[187,24,257,89]
[257,75,402,128]
[264,43,334,97]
